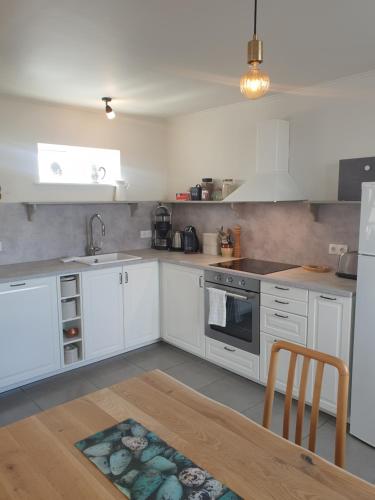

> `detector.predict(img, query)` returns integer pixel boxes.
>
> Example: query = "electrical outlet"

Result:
[140,230,152,239]
[328,243,348,255]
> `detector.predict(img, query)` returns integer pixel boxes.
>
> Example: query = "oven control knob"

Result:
[215,274,222,281]
[240,279,246,286]
[226,276,233,283]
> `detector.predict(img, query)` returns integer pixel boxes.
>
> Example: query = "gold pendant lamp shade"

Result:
[240,0,270,99]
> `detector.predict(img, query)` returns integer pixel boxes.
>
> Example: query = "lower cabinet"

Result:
[206,337,259,380]
[123,261,160,350]
[260,332,303,397]
[307,291,353,414]
[0,277,60,389]
[160,263,205,357]
[82,267,125,360]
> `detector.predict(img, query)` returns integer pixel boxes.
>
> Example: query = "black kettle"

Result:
[183,226,199,253]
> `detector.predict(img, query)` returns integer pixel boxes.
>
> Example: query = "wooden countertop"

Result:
[0,370,373,499]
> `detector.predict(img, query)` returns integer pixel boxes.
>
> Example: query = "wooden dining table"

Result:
[0,369,374,499]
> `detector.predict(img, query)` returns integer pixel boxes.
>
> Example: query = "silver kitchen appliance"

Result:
[336,250,358,280]
[204,269,260,354]
[171,230,184,251]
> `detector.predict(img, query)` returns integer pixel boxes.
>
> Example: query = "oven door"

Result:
[205,283,260,355]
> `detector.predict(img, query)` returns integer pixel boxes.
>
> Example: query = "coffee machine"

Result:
[152,204,172,250]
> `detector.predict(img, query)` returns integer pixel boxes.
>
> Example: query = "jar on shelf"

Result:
[60,276,77,297]
[201,178,214,200]
[61,297,77,320]
[222,179,235,199]
[64,344,79,365]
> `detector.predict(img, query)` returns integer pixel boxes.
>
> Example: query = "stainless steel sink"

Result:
[72,253,142,266]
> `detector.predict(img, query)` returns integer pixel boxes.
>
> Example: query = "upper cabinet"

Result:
[225,120,305,202]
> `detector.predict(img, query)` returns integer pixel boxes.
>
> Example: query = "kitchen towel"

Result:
[207,287,227,327]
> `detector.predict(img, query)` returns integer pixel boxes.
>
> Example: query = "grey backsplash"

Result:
[172,202,360,268]
[0,201,360,268]
[0,202,156,265]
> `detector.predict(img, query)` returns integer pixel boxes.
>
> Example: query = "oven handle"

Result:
[225,291,249,301]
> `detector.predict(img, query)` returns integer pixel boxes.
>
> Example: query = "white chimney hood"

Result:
[224,119,305,202]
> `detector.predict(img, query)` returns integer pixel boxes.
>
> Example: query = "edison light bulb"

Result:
[240,62,270,99]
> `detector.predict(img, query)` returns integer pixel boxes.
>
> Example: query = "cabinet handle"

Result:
[274,299,289,305]
[275,312,289,319]
[10,282,26,287]
[320,295,336,301]
[224,346,236,352]
[199,276,204,288]
[119,273,123,285]
[275,285,289,291]
[124,272,129,284]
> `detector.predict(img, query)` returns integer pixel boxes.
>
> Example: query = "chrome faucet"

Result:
[87,213,106,255]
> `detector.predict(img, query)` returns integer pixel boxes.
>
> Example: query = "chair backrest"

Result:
[262,340,349,468]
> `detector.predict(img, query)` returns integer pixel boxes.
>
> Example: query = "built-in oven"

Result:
[204,270,260,355]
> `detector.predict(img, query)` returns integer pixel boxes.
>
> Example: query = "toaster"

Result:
[336,250,358,280]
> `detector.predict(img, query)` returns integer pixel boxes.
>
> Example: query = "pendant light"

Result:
[240,0,270,99]
[102,97,116,119]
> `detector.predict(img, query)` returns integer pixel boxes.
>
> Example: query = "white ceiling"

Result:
[1,0,375,117]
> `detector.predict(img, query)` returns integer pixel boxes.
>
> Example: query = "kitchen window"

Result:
[37,143,121,185]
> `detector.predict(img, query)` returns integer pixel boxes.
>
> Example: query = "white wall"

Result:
[0,96,168,202]
[167,71,375,201]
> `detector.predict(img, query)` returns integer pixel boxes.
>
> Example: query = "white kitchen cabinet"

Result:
[260,332,303,397]
[206,337,259,380]
[0,277,60,389]
[123,261,160,350]
[82,267,125,360]
[160,263,205,357]
[307,291,353,415]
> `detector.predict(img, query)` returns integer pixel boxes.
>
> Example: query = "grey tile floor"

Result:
[1,342,374,483]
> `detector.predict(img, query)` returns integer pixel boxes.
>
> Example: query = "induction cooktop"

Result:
[210,258,299,275]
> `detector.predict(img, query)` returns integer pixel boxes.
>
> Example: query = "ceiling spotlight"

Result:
[102,97,116,120]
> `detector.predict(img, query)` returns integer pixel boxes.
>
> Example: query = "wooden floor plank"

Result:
[0,370,373,500]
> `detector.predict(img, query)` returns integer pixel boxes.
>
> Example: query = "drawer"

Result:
[205,338,259,381]
[261,293,308,316]
[260,306,307,345]
[261,281,308,302]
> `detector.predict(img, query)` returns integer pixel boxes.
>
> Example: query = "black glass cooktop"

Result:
[210,258,299,275]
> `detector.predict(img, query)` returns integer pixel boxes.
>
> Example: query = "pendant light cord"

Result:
[253,0,258,36]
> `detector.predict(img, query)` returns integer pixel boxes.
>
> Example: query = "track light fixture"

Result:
[102,97,116,120]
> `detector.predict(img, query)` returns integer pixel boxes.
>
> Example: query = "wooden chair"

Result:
[263,340,349,468]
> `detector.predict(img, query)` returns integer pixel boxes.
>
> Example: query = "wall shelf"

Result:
[22,201,151,221]
[305,200,360,221]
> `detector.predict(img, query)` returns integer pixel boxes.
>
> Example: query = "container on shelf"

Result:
[64,344,79,364]
[60,275,77,297]
[190,184,202,201]
[201,178,214,200]
[222,179,236,199]
[61,297,77,320]
[176,192,191,201]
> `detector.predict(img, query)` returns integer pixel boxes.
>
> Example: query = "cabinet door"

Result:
[307,292,352,415]
[123,262,160,350]
[260,332,303,398]
[82,267,124,360]
[0,277,60,389]
[160,263,205,357]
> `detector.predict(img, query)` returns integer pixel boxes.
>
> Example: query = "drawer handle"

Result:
[274,299,289,305]
[10,282,26,287]
[320,295,337,301]
[224,346,236,352]
[275,285,290,291]
[275,312,289,319]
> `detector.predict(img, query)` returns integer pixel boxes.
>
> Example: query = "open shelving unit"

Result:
[57,273,84,366]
